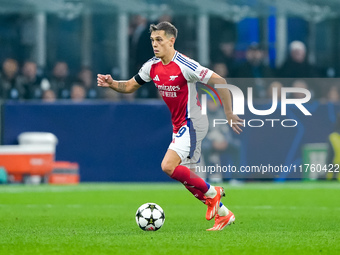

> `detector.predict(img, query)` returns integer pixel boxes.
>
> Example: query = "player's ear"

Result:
[169,37,175,47]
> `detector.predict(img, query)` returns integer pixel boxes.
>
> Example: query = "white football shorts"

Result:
[168,117,208,169]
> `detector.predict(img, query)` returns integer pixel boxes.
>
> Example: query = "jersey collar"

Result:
[171,51,179,62]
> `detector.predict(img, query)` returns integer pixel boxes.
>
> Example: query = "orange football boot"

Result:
[205,186,225,220]
[206,210,235,231]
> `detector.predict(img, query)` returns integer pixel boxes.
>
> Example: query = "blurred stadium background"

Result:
[0,0,339,183]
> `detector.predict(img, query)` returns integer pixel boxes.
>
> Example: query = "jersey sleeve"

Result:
[135,59,153,85]
[181,58,214,84]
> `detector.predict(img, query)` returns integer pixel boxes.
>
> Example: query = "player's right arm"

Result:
[98,58,154,93]
[97,74,141,93]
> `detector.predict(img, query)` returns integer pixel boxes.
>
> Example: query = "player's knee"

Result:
[161,161,176,176]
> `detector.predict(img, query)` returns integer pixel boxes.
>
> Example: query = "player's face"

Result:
[150,31,174,58]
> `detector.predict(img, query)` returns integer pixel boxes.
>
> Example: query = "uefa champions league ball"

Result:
[135,203,165,231]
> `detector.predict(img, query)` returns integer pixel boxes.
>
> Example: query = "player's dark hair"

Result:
[149,22,178,39]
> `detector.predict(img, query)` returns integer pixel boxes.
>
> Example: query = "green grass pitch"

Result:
[0,182,339,255]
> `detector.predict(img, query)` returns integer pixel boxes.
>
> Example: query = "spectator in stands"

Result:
[78,67,99,99]
[215,41,237,77]
[18,61,43,99]
[103,89,120,101]
[291,79,312,99]
[279,41,319,78]
[130,15,151,73]
[42,89,56,102]
[236,43,274,78]
[235,43,274,99]
[267,81,283,100]
[70,81,86,102]
[121,91,136,101]
[212,63,229,79]
[326,113,340,180]
[209,16,237,76]
[0,58,23,100]
[327,85,340,103]
[49,61,72,99]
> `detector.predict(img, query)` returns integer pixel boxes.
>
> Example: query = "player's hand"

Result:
[226,113,244,135]
[97,74,114,88]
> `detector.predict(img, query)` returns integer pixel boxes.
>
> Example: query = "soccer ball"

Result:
[135,203,165,231]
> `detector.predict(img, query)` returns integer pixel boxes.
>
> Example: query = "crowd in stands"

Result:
[210,40,339,102]
[0,15,339,103]
[0,59,100,102]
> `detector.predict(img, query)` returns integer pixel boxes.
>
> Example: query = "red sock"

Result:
[170,165,209,194]
[184,185,206,203]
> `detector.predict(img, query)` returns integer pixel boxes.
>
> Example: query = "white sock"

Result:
[218,205,229,216]
[204,185,217,198]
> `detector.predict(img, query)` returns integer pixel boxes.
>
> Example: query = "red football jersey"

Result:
[138,51,213,132]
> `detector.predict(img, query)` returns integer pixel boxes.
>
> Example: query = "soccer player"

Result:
[97,22,243,231]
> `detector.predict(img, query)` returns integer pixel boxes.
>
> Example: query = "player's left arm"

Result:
[207,72,243,134]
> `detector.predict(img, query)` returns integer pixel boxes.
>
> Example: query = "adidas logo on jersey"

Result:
[153,75,160,81]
